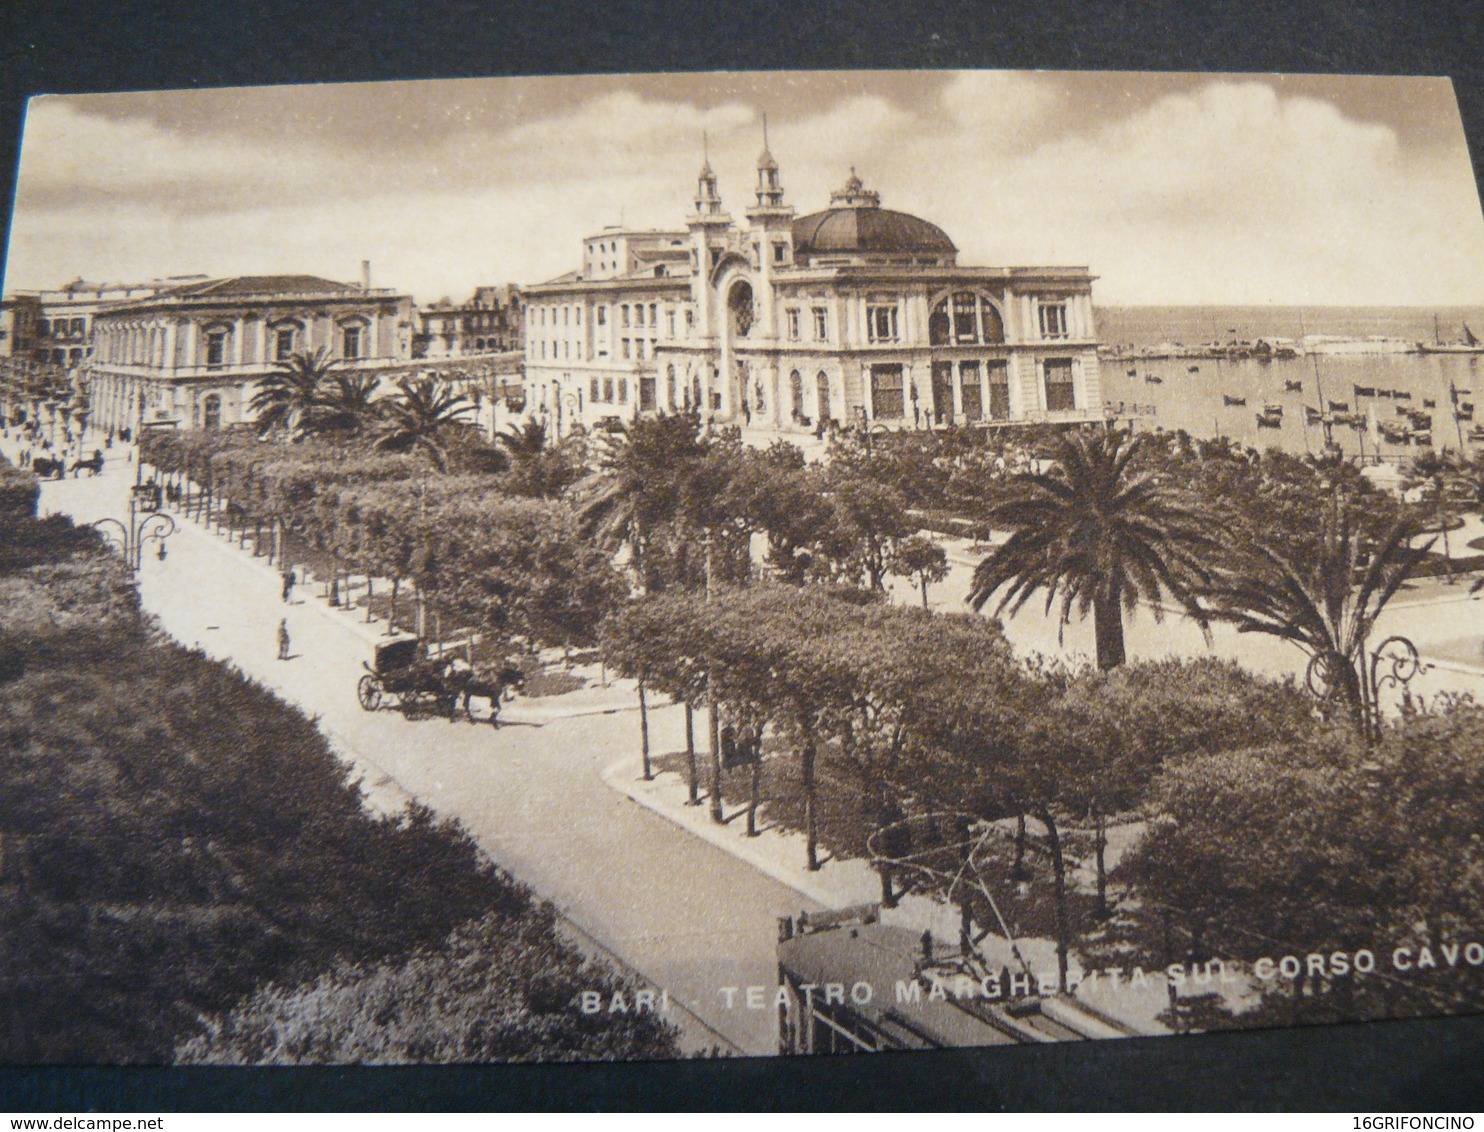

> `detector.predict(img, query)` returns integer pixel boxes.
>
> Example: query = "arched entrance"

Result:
[790,370,804,425]
[816,371,831,426]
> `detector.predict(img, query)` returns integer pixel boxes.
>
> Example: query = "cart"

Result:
[357,636,461,720]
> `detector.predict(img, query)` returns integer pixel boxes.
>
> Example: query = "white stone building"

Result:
[87,274,415,432]
[522,148,1105,440]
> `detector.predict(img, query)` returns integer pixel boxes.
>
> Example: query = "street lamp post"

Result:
[90,482,175,572]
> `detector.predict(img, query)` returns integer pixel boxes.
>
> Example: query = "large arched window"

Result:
[928,292,1004,346]
[728,281,755,339]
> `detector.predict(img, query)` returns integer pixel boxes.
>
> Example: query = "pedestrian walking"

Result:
[277,618,291,660]
[281,567,296,603]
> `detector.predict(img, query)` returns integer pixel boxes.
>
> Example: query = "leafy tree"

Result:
[177,906,679,1064]
[890,533,950,608]
[1118,705,1484,1026]
[0,461,39,522]
[969,428,1220,670]
[1048,657,1316,916]
[1401,447,1465,580]
[0,503,672,1062]
[815,473,913,593]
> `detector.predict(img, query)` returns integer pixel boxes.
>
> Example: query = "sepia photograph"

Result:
[3,65,1484,1079]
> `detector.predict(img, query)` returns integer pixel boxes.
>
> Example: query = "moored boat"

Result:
[1417,318,1484,354]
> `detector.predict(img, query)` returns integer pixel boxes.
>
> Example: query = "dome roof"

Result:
[792,206,957,257]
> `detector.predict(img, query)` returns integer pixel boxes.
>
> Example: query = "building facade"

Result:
[522,150,1105,440]
[87,275,415,432]
[0,295,41,361]
[413,284,524,359]
[10,278,195,368]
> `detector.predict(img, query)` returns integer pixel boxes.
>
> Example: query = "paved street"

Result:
[26,447,818,1056]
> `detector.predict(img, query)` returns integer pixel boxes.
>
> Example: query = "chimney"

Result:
[361,260,371,291]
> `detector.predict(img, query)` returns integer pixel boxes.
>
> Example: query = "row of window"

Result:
[536,335,667,362]
[588,375,630,404]
[230,325,360,364]
[100,322,365,367]
[784,307,832,342]
[867,358,1077,420]
[536,301,687,333]
[31,347,83,365]
[792,294,1061,347]
[531,293,1075,348]
[39,317,87,339]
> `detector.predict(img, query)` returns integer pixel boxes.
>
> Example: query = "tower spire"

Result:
[754,113,784,208]
[694,131,723,216]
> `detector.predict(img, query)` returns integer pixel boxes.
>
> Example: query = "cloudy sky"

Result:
[5,70,1484,306]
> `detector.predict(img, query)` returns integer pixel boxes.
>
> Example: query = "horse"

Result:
[31,456,64,480]
[70,452,104,477]
[459,664,526,726]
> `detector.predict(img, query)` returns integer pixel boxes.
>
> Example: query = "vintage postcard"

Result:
[2,70,1483,1064]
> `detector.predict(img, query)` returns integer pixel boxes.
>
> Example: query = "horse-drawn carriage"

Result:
[356,636,524,724]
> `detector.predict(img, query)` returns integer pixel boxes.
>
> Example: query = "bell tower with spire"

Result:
[687,131,733,353]
[744,116,795,349]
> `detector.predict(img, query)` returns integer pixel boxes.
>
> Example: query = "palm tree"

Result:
[968,428,1220,670]
[572,411,707,588]
[1203,509,1430,731]
[249,348,341,437]
[374,375,475,472]
[317,371,383,435]
[497,418,550,467]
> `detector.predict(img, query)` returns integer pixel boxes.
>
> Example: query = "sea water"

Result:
[1096,306,1484,458]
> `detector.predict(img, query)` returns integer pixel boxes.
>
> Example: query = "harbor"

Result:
[1098,305,1484,459]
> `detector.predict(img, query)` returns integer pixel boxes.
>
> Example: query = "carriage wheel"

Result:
[357,674,382,712]
[399,695,418,719]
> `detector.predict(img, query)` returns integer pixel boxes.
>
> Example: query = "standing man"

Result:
[277,618,291,661]
[281,567,296,603]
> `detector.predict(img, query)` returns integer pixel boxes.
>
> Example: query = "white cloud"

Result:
[15,98,325,205]
[903,79,1484,304]
[6,75,1484,306]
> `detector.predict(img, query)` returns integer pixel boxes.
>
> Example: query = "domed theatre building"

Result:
[522,147,1106,439]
